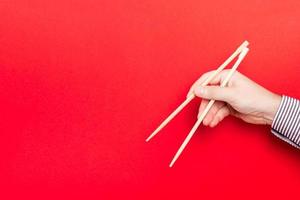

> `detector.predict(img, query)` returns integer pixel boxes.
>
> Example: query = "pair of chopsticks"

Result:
[146,41,250,167]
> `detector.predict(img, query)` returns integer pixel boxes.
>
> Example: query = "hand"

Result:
[187,70,282,127]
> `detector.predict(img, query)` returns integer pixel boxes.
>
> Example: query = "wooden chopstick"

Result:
[169,47,249,167]
[146,41,249,142]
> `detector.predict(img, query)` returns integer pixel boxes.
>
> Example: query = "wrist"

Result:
[263,93,282,125]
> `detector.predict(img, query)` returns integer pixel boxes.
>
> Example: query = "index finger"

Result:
[186,70,224,98]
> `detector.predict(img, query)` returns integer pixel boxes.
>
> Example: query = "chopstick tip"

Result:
[146,128,161,142]
[169,156,177,168]
[145,134,154,142]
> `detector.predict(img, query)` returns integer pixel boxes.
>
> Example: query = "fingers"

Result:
[198,99,209,115]
[186,72,212,98]
[208,106,230,127]
[187,70,241,98]
[187,70,224,98]
[194,85,233,103]
[198,100,225,125]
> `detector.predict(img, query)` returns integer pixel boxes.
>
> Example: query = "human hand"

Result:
[187,70,282,127]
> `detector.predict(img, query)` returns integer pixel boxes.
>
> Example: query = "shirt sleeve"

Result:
[271,95,300,149]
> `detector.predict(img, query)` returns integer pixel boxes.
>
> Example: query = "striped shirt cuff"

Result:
[271,95,300,148]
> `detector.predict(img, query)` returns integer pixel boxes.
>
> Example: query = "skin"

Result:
[187,70,282,127]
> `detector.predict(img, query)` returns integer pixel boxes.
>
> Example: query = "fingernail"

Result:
[195,87,205,96]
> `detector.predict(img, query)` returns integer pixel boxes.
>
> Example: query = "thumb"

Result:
[194,86,233,102]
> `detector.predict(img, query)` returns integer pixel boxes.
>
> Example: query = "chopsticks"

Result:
[146,41,249,167]
[146,41,249,142]
[169,47,249,167]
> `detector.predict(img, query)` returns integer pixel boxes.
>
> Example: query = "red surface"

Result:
[1,0,300,199]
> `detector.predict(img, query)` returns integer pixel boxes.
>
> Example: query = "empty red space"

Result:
[0,0,300,199]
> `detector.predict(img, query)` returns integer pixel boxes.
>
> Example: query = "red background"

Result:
[1,0,300,199]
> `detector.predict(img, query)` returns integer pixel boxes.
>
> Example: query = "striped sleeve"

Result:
[271,95,300,149]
